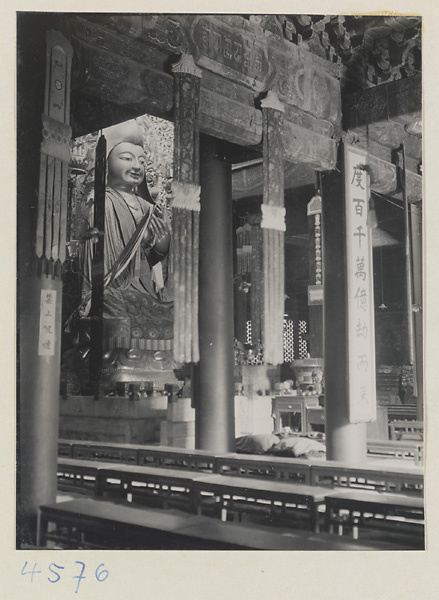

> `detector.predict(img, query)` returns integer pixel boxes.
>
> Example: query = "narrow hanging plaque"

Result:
[38,290,57,356]
[344,144,377,423]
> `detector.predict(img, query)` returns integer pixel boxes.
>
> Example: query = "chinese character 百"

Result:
[353,198,365,217]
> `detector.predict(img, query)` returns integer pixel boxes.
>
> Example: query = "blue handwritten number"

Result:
[21,562,42,583]
[95,563,109,583]
[48,563,64,583]
[73,561,86,594]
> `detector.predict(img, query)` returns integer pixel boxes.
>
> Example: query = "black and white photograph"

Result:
[13,5,433,581]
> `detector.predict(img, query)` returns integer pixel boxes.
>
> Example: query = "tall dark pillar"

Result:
[17,20,72,544]
[194,135,235,452]
[321,165,367,465]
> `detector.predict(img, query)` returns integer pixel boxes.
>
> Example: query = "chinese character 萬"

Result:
[355,256,367,281]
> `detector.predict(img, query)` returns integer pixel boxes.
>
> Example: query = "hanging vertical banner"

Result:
[38,290,57,356]
[344,144,377,423]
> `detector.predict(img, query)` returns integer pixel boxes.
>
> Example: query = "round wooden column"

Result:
[194,135,235,452]
[321,166,367,465]
[19,273,62,544]
[17,19,72,544]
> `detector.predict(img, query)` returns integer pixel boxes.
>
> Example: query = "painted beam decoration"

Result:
[344,144,377,423]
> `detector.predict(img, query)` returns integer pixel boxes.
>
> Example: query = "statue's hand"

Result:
[143,212,171,255]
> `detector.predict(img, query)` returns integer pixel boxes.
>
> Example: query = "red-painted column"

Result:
[194,135,235,452]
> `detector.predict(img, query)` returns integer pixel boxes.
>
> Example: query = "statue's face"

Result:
[107,142,146,191]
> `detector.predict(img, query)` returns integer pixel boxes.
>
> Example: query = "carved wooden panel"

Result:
[199,88,262,147]
[283,120,338,170]
[190,15,271,92]
[268,34,341,125]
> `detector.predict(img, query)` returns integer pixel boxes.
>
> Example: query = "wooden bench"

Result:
[57,458,104,495]
[193,474,338,532]
[310,461,423,496]
[325,490,424,542]
[58,439,73,458]
[214,453,312,484]
[367,439,423,464]
[98,463,205,511]
[71,440,140,464]
[58,440,216,472]
[137,445,216,472]
[389,420,423,441]
[38,498,414,550]
[387,404,417,421]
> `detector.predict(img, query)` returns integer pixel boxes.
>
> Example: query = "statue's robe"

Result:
[82,187,173,353]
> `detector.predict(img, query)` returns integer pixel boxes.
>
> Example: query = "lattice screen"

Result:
[246,320,252,345]
[247,318,308,362]
[298,320,308,359]
[283,319,294,362]
[283,318,308,362]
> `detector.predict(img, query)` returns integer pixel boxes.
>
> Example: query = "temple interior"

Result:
[17,13,424,551]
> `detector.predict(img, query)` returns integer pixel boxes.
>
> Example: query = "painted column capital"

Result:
[261,90,285,113]
[172,53,203,78]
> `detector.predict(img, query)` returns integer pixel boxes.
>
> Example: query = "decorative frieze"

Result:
[66,14,343,171]
[344,75,422,130]
[70,17,171,71]
[283,120,338,170]
[71,41,173,112]
[106,14,189,54]
[199,88,262,147]
[190,15,271,92]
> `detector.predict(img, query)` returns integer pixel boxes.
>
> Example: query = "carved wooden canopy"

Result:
[56,14,421,201]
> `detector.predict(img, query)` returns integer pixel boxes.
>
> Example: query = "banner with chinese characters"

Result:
[38,290,57,356]
[344,144,377,423]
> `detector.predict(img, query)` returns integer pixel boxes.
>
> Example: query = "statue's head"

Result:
[104,120,146,192]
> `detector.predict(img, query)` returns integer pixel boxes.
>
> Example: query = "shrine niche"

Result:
[61,114,176,397]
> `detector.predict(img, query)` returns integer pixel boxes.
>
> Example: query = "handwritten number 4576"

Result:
[21,561,109,593]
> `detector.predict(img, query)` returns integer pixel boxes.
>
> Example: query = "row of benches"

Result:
[57,440,424,496]
[38,498,422,551]
[55,456,424,543]
[59,438,424,464]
